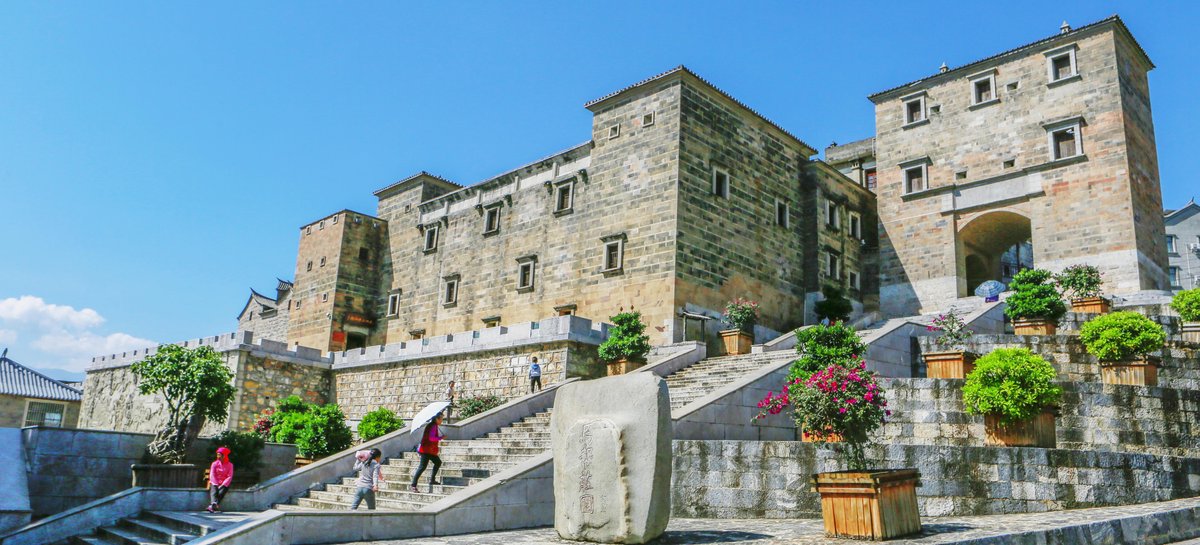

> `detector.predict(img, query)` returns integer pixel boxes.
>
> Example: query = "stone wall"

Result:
[232,352,332,431]
[19,426,297,516]
[672,440,1200,519]
[79,360,226,436]
[801,161,879,323]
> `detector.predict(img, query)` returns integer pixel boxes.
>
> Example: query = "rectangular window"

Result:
[306,260,313,272]
[775,200,789,228]
[443,277,459,306]
[608,124,620,139]
[483,317,501,328]
[1167,235,1178,254]
[424,225,439,251]
[1048,124,1082,160]
[318,220,325,230]
[903,164,927,194]
[712,167,730,199]
[1048,49,1077,82]
[848,270,861,290]
[603,240,624,272]
[295,300,301,310]
[826,252,840,279]
[484,207,501,234]
[642,112,655,127]
[903,96,926,124]
[386,293,400,317]
[23,401,65,427]
[517,261,536,290]
[321,293,328,303]
[554,183,574,213]
[972,74,996,105]
[849,212,862,239]
[825,199,840,229]
[1169,267,1181,287]
[305,226,312,235]
[865,168,877,191]
[319,256,326,267]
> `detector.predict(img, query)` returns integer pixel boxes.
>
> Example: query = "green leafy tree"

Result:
[598,311,651,362]
[814,286,853,323]
[457,394,505,420]
[962,348,1062,424]
[1003,268,1067,322]
[268,396,353,459]
[1171,288,1200,322]
[787,323,867,384]
[1055,264,1104,300]
[210,430,265,471]
[131,345,236,464]
[357,407,404,441]
[1079,311,1166,361]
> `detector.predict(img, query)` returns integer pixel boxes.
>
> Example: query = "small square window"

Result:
[443,277,459,306]
[971,73,996,105]
[712,167,730,199]
[359,247,370,261]
[387,293,400,316]
[608,124,621,139]
[409,329,425,340]
[642,112,655,127]
[555,304,577,317]
[849,212,862,239]
[602,239,624,272]
[332,215,338,224]
[554,183,574,213]
[956,171,967,180]
[322,293,329,303]
[483,317,501,328]
[1007,81,1019,91]
[903,164,928,194]
[775,200,789,228]
[424,225,439,252]
[305,226,312,235]
[903,96,926,124]
[484,207,501,234]
[1049,52,1076,82]
[1003,159,1016,169]
[306,260,313,272]
[849,271,860,290]
[320,256,327,267]
[517,261,536,291]
[1048,123,1082,160]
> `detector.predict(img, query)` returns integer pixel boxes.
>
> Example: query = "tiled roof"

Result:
[0,353,82,402]
[1165,199,1198,220]
[372,171,461,198]
[869,15,1152,102]
[584,65,817,156]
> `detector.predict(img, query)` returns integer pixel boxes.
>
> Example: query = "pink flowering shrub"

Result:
[723,298,760,332]
[756,358,889,470]
[928,309,973,351]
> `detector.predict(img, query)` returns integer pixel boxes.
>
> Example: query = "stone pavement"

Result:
[338,496,1200,544]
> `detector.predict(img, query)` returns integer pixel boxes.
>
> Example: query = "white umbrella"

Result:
[410,401,451,436]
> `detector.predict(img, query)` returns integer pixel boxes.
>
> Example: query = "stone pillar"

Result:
[552,373,671,544]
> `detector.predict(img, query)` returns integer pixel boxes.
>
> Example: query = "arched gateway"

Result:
[957,211,1033,297]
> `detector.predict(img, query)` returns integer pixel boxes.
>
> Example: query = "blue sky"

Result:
[1,2,1196,378]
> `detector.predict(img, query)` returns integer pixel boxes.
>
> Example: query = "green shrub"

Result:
[457,394,505,420]
[1055,264,1104,299]
[723,298,760,332]
[963,348,1062,424]
[787,323,867,384]
[1003,269,1067,322]
[598,311,651,362]
[267,398,353,459]
[357,407,404,441]
[1079,311,1165,361]
[1171,288,1200,322]
[209,430,265,470]
[814,286,853,323]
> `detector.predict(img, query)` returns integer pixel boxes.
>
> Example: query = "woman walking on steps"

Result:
[411,412,444,493]
[350,448,384,510]
[206,447,233,513]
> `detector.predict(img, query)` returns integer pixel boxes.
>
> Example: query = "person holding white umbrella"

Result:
[410,411,445,493]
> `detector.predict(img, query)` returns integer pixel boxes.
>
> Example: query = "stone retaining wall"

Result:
[671,440,1200,519]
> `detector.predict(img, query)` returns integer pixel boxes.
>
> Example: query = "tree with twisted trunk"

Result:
[131,345,237,464]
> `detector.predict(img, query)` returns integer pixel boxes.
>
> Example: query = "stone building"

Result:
[235,279,292,342]
[1166,199,1200,291]
[0,351,81,429]
[830,16,1169,316]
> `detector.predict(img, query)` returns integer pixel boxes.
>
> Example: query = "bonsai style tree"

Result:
[130,345,237,464]
[1055,264,1104,300]
[357,407,404,441]
[1171,288,1200,322]
[1004,268,1067,322]
[722,298,760,332]
[962,348,1062,424]
[598,310,651,363]
[787,322,867,383]
[928,309,973,352]
[1079,311,1166,361]
[814,286,853,323]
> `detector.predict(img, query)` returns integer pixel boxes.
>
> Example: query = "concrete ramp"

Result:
[0,428,31,533]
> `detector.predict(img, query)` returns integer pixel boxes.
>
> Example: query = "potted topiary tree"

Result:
[922,309,977,379]
[962,348,1062,447]
[784,323,867,442]
[1056,264,1109,314]
[758,359,920,540]
[719,298,759,355]
[1171,288,1200,343]
[1005,269,1067,335]
[1080,311,1167,386]
[598,310,651,375]
[129,344,236,488]
[357,407,405,442]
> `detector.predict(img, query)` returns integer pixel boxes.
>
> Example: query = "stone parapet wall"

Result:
[87,331,328,371]
[671,440,1200,519]
[234,352,332,430]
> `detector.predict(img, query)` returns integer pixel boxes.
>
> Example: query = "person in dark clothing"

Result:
[529,356,542,393]
[411,413,444,493]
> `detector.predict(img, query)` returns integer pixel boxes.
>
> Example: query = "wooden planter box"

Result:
[810,469,922,540]
[131,464,203,488]
[800,427,842,443]
[1183,322,1200,344]
[719,329,754,355]
[1070,297,1111,314]
[294,456,314,469]
[606,358,645,376]
[923,351,978,379]
[1100,356,1160,387]
[1013,318,1057,336]
[983,410,1056,448]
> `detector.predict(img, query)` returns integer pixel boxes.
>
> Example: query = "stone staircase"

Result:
[59,511,249,545]
[275,351,790,511]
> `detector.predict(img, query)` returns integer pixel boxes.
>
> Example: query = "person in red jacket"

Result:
[206,447,234,513]
[410,412,444,493]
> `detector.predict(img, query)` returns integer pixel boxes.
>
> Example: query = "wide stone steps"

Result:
[63,512,245,545]
[338,476,482,491]
[297,495,427,511]
[309,489,439,509]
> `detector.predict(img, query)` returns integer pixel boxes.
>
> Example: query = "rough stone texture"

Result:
[0,394,79,429]
[870,21,1167,317]
[0,428,31,533]
[670,440,1200,519]
[800,161,878,324]
[552,373,671,544]
[232,352,331,431]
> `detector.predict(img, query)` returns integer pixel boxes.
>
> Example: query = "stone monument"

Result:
[552,372,672,544]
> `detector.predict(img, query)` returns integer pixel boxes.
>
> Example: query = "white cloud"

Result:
[0,296,104,329]
[0,329,16,345]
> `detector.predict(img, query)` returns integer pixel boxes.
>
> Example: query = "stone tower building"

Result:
[830,16,1167,316]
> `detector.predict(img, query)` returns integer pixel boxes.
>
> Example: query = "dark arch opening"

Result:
[959,211,1033,296]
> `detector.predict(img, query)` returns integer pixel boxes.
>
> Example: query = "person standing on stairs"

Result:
[529,356,542,393]
[350,448,384,510]
[411,412,444,493]
[206,447,234,513]
[445,380,456,421]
